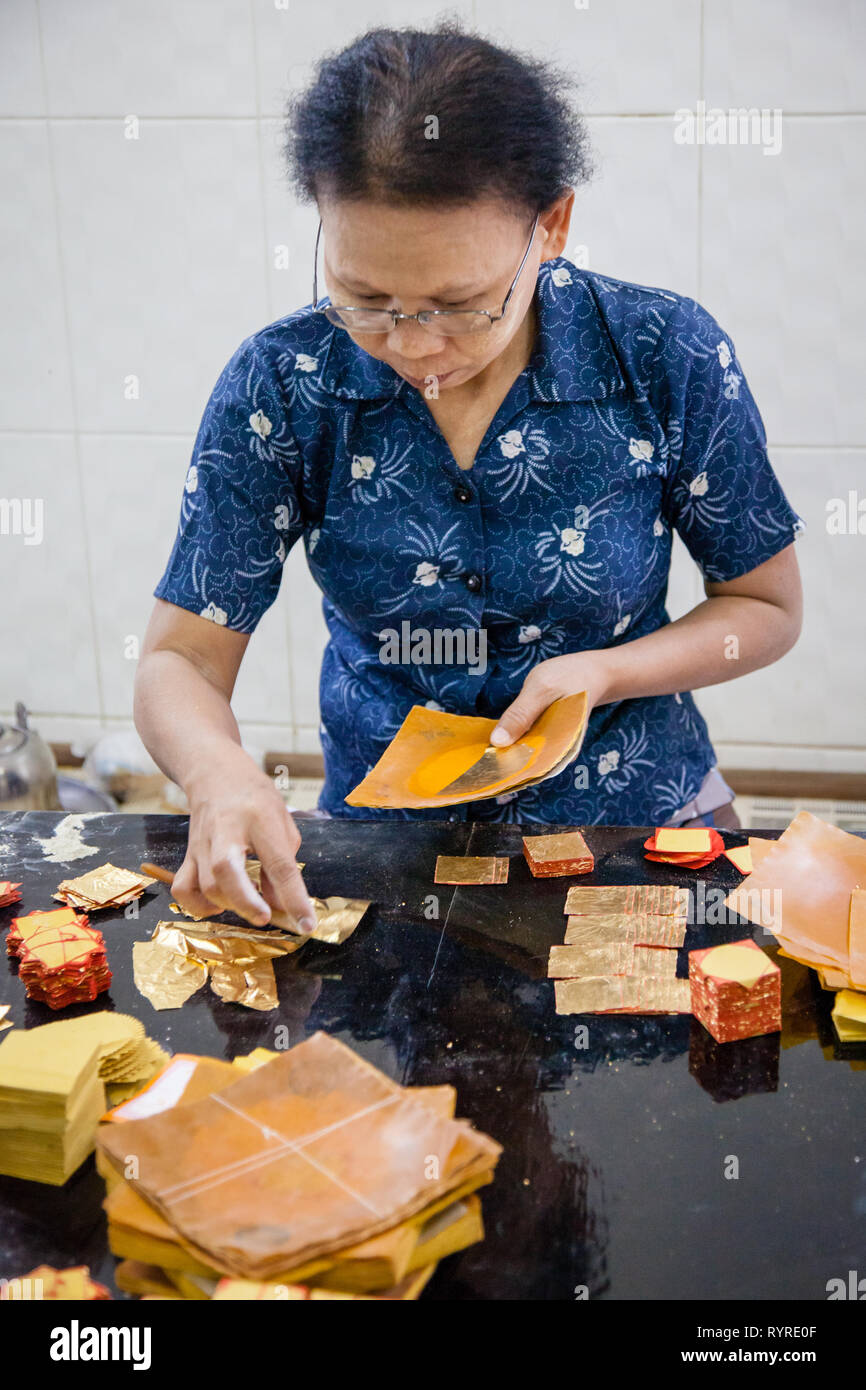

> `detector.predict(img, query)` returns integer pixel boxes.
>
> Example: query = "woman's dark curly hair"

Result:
[285,22,592,214]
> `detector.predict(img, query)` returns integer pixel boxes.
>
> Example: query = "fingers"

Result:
[176,779,314,932]
[255,814,317,934]
[197,843,274,927]
[489,677,553,748]
[171,854,226,921]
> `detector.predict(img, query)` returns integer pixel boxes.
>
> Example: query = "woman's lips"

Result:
[401,368,456,388]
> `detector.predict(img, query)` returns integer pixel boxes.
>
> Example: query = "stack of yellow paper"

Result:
[831,990,866,1043]
[0,1013,169,1184]
[0,1028,105,1184]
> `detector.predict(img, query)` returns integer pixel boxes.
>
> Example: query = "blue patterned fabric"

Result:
[155,258,802,824]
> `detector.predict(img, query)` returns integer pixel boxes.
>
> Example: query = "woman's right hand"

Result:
[171,743,316,932]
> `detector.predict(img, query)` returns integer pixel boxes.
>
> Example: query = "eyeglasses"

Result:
[312,213,539,337]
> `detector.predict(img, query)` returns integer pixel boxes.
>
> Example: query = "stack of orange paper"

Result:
[0,883,22,908]
[644,826,724,869]
[8,908,111,1008]
[725,812,866,992]
[97,1035,501,1298]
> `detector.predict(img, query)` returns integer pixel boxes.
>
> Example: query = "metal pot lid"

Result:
[0,724,27,755]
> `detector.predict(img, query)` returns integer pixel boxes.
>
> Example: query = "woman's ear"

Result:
[538,190,575,261]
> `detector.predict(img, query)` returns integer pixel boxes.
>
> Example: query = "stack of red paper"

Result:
[689,939,781,1043]
[8,908,111,1009]
[0,883,22,908]
[644,826,724,869]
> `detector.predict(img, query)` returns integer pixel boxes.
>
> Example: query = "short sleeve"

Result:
[154,336,303,632]
[654,297,804,583]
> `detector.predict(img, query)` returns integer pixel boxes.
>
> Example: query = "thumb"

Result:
[489,683,550,747]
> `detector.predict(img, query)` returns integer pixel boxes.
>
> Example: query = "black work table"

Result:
[0,810,863,1303]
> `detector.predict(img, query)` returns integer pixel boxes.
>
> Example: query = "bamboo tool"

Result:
[139,862,307,935]
[139,863,371,946]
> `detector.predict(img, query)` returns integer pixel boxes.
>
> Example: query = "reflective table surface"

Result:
[0,812,863,1301]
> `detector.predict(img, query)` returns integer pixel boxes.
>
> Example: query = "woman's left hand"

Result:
[489,650,613,747]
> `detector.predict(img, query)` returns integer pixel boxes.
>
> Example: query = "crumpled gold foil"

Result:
[208,958,279,1012]
[135,892,370,1015]
[133,938,208,1011]
[133,922,287,1013]
[309,897,370,944]
[169,888,368,942]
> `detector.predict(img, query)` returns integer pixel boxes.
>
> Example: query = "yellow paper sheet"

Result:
[697,943,777,990]
[655,827,712,854]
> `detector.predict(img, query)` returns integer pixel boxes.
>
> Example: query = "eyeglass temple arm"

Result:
[313,219,323,308]
[496,212,539,319]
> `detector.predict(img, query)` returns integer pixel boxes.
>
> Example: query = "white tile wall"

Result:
[1,0,863,773]
[571,117,700,295]
[0,122,75,430]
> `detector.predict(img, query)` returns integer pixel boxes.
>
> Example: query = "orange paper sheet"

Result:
[848,888,866,990]
[345,693,588,809]
[725,811,866,970]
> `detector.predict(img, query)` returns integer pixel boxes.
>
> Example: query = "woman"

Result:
[135,25,803,931]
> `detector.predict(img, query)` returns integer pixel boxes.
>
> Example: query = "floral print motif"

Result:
[155,259,802,825]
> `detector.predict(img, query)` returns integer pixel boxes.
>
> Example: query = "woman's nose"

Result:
[385,318,447,357]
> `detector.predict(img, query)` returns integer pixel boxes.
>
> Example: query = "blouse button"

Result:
[465,573,482,593]
[454,485,472,504]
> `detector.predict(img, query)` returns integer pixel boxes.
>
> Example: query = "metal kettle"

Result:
[0,703,61,811]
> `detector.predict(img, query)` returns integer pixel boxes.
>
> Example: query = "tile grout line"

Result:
[248,0,297,744]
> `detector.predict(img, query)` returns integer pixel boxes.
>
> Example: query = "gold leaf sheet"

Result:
[564,911,687,948]
[564,884,689,918]
[548,942,677,979]
[433,855,509,885]
[554,975,691,1015]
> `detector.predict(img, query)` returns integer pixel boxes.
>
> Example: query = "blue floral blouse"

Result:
[155,258,802,824]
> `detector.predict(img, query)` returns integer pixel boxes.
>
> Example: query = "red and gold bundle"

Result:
[8,908,111,1009]
[523,830,594,878]
[689,939,781,1043]
[1,1265,111,1300]
[644,826,724,869]
[0,882,22,909]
